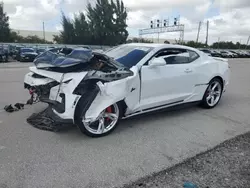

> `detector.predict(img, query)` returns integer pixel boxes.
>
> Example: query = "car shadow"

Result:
[47,97,230,141]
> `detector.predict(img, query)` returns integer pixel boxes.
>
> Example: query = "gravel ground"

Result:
[122,131,250,188]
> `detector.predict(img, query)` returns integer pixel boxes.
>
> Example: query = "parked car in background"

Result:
[17,48,38,62]
[0,47,8,62]
[229,50,240,58]
[36,48,46,55]
[199,49,212,56]
[244,51,250,57]
[209,50,222,57]
[226,50,237,58]
[199,49,221,57]
[219,50,233,58]
[13,46,24,60]
[239,50,250,58]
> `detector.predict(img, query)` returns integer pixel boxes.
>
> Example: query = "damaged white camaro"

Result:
[24,43,230,137]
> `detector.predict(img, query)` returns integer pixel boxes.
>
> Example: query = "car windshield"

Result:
[105,45,153,68]
[21,48,35,53]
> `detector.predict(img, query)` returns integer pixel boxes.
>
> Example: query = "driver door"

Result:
[139,50,198,110]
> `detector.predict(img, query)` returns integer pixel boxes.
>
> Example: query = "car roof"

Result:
[125,43,165,48]
[125,43,199,51]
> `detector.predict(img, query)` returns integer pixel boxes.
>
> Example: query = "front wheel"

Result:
[76,103,122,137]
[201,78,223,109]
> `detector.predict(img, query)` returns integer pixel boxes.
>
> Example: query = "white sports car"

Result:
[24,43,230,137]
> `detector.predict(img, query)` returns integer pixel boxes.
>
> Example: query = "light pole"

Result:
[43,21,45,43]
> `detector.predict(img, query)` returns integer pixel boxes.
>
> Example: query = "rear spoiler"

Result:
[212,57,228,62]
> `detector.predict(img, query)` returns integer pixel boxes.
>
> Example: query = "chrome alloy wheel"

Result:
[82,104,119,135]
[206,80,222,107]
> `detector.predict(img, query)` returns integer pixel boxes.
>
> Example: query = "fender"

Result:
[82,68,138,123]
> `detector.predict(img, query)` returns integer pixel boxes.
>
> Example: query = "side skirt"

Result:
[122,100,201,119]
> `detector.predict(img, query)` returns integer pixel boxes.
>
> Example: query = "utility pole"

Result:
[43,22,45,43]
[239,39,242,49]
[196,21,202,43]
[245,36,250,49]
[217,37,220,49]
[205,20,209,46]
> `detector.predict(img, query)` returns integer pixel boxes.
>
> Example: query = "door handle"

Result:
[184,69,193,73]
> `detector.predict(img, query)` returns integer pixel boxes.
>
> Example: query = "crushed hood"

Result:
[29,66,88,83]
[34,48,93,68]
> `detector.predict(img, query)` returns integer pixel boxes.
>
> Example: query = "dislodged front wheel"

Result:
[80,103,120,137]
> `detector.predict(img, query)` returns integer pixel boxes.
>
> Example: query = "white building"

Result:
[13,29,184,44]
[13,29,59,42]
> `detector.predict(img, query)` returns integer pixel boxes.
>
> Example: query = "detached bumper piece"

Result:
[40,93,66,113]
[26,107,74,132]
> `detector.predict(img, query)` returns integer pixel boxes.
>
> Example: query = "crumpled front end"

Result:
[24,49,136,129]
[24,66,135,126]
[24,67,88,122]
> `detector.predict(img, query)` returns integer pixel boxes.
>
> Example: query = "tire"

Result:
[75,98,124,137]
[200,78,223,109]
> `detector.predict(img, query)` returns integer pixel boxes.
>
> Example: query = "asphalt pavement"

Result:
[0,59,250,188]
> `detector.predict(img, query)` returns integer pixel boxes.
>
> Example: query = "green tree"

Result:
[87,0,114,45]
[73,12,90,44]
[20,35,52,43]
[111,0,128,44]
[86,0,128,45]
[0,3,11,42]
[53,34,63,44]
[127,37,153,43]
[60,13,75,44]
[9,31,23,42]
[183,41,206,48]
[56,0,128,45]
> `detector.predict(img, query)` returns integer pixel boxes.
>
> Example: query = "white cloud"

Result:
[3,0,61,31]
[195,1,212,13]
[124,0,208,11]
[55,25,63,31]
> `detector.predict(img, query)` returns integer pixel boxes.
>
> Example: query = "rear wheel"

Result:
[76,103,122,137]
[201,78,223,109]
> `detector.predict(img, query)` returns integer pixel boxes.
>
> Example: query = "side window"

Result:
[144,48,199,66]
[164,50,199,65]
[188,50,199,62]
[164,55,189,64]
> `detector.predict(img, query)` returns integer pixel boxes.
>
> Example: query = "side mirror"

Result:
[148,58,166,67]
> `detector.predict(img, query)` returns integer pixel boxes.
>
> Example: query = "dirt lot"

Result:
[122,131,250,188]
